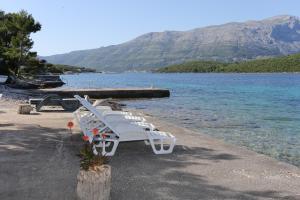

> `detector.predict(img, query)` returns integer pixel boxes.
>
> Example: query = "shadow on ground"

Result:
[110,142,298,200]
[0,124,81,200]
[0,123,298,200]
[37,109,73,113]
[0,123,14,127]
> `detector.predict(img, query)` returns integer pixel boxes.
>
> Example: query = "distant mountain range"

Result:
[42,15,300,72]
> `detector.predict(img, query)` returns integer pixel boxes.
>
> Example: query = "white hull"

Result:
[0,75,8,83]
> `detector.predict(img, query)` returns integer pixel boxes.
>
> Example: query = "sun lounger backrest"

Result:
[74,95,121,137]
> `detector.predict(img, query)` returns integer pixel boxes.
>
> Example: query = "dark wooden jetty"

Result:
[33,88,170,99]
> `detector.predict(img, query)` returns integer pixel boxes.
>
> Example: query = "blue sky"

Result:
[1,0,299,56]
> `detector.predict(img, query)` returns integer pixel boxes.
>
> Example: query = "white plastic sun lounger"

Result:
[81,97,149,126]
[78,110,153,133]
[100,110,146,122]
[81,106,146,122]
[74,95,176,156]
[90,100,146,122]
[93,104,151,129]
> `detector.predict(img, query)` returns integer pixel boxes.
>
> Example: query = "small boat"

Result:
[33,75,65,88]
[0,75,8,84]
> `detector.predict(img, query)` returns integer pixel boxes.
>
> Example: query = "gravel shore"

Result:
[0,96,299,200]
[0,85,32,104]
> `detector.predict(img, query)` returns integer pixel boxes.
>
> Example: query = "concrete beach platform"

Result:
[1,86,170,100]
[0,100,299,200]
[36,88,170,99]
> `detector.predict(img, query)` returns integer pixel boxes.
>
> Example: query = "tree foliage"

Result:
[157,54,300,73]
[0,10,41,76]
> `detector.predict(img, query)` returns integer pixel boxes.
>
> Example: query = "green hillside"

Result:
[157,53,300,73]
[156,60,227,73]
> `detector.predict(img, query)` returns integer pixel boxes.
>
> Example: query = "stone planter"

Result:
[76,165,111,200]
[17,104,33,114]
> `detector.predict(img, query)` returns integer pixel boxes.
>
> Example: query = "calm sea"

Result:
[62,73,300,166]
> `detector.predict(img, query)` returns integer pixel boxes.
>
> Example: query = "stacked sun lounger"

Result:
[73,95,176,156]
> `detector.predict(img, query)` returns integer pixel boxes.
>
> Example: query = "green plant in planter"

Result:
[79,143,109,171]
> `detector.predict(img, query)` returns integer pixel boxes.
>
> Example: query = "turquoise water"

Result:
[62,73,300,166]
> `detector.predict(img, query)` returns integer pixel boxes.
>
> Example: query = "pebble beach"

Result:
[0,86,300,199]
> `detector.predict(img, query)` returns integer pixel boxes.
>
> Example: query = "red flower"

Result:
[82,135,89,141]
[92,128,99,136]
[67,121,74,129]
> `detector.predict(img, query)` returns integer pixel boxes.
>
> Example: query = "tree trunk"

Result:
[16,37,24,77]
[14,66,19,77]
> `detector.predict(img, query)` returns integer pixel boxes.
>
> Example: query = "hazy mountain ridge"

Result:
[43,15,300,72]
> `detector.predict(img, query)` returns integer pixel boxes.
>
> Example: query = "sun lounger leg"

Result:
[144,140,150,145]
[93,139,119,156]
[102,140,119,156]
[93,145,99,155]
[148,133,176,154]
